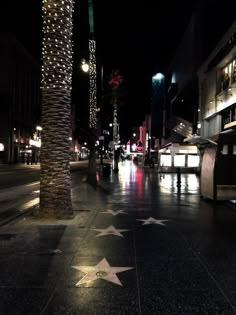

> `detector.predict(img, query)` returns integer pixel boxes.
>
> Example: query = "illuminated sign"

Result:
[29,139,41,147]
[0,143,4,151]
[224,120,236,129]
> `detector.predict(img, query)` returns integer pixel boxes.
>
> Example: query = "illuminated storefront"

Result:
[159,143,200,172]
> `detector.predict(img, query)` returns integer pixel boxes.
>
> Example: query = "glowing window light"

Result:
[187,155,200,167]
[174,155,185,167]
[160,155,171,167]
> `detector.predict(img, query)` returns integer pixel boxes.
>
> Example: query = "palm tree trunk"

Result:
[87,37,97,185]
[39,0,74,218]
[40,89,73,217]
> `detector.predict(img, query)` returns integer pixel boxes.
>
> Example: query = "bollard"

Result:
[176,167,181,186]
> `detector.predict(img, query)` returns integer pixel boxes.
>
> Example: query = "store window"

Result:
[187,155,200,167]
[222,110,231,128]
[233,145,236,155]
[160,154,172,167]
[222,108,236,130]
[221,145,228,155]
[174,155,185,167]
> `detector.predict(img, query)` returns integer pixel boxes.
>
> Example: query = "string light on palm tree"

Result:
[41,0,74,90]
[88,39,97,128]
[86,0,98,185]
[40,0,74,216]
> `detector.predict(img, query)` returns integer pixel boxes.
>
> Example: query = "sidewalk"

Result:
[0,163,38,172]
[1,161,236,314]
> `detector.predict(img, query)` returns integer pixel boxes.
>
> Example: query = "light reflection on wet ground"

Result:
[109,160,199,199]
[2,160,236,314]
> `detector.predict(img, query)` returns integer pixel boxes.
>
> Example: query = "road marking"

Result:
[25,181,40,187]
[20,197,39,211]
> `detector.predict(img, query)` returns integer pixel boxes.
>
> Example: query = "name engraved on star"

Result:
[96,271,107,277]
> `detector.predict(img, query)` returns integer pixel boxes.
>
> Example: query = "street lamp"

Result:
[81,58,89,73]
[151,72,165,149]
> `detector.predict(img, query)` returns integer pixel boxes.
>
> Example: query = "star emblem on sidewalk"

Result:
[92,225,130,238]
[137,217,168,226]
[100,210,128,216]
[72,258,133,286]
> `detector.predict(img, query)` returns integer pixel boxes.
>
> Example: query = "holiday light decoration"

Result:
[89,39,97,128]
[108,70,123,144]
[41,0,74,90]
[108,70,123,90]
[40,0,74,216]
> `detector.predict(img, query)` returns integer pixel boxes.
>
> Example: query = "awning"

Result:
[184,134,217,145]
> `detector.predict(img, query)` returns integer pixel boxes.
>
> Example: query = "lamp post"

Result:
[151,72,165,149]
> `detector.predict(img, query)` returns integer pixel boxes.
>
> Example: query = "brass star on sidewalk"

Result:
[137,217,168,226]
[92,225,130,238]
[100,210,128,216]
[72,258,133,286]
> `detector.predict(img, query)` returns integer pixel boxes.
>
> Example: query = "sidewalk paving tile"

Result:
[1,163,236,314]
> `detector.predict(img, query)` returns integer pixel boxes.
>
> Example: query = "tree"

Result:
[39,0,74,217]
[86,0,98,186]
[108,70,123,171]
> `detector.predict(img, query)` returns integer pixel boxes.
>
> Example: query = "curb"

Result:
[0,206,35,228]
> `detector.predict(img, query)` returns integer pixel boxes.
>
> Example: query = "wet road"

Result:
[0,161,89,225]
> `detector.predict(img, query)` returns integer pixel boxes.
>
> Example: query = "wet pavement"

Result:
[1,161,236,314]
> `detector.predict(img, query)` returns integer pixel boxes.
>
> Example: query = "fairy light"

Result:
[89,39,97,128]
[41,0,74,90]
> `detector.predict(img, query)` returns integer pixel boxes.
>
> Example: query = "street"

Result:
[0,161,90,226]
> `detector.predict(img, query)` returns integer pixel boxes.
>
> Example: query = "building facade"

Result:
[198,22,236,138]
[165,1,235,143]
[0,33,41,164]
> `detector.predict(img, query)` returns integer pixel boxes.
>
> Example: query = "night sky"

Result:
[95,0,196,138]
[1,0,196,140]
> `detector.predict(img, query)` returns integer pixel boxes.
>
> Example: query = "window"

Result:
[221,145,228,155]
[221,59,236,91]
[233,60,236,84]
[233,145,236,155]
[222,68,230,90]
[222,111,231,129]
[222,108,236,130]
[174,155,185,167]
[160,154,171,167]
[188,155,200,167]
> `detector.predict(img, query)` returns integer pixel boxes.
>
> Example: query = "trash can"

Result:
[102,163,111,177]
